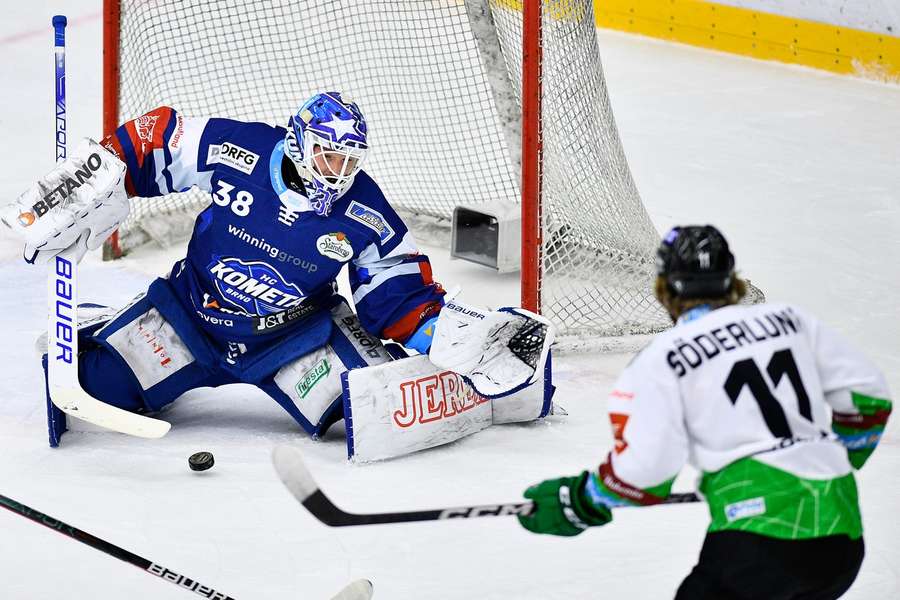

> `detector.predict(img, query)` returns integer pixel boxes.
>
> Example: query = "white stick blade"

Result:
[329,579,374,600]
[271,444,319,503]
[51,386,171,439]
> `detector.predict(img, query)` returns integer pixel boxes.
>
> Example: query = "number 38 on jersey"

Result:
[213,180,253,217]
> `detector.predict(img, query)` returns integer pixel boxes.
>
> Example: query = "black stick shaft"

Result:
[0,494,237,600]
[301,489,701,527]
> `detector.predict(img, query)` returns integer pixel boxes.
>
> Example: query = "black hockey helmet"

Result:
[656,225,735,299]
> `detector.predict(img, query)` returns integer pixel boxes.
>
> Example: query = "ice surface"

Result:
[0,3,897,599]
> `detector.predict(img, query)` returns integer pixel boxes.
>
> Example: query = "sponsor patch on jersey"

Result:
[208,257,306,315]
[169,115,185,149]
[252,300,320,335]
[316,232,353,262]
[345,201,395,243]
[213,142,259,175]
[725,497,766,522]
[194,310,234,328]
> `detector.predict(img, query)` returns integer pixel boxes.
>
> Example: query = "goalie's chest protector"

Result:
[174,124,378,339]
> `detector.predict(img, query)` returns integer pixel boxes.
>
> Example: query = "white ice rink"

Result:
[1,3,898,599]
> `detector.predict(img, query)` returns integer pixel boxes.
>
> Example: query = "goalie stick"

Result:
[0,492,374,600]
[47,15,169,440]
[272,445,701,527]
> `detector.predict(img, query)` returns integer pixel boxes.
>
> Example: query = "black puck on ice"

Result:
[189,451,215,472]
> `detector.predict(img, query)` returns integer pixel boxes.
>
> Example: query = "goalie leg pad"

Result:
[342,355,493,462]
[89,280,222,413]
[343,351,556,461]
[263,300,392,437]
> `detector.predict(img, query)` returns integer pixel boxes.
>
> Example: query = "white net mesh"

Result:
[111,0,673,339]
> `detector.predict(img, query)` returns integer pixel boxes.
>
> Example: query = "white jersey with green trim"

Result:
[606,302,891,490]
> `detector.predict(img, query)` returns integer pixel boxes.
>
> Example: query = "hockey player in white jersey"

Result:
[518,225,892,599]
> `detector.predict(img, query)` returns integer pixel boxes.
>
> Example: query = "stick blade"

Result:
[329,579,374,600]
[272,444,319,503]
[52,386,171,439]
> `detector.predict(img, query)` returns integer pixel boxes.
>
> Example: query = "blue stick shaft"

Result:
[48,15,78,391]
[53,15,67,162]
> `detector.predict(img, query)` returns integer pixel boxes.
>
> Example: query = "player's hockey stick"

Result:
[0,492,374,600]
[272,445,701,527]
[47,16,169,440]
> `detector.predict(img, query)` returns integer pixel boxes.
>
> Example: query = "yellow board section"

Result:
[594,0,900,80]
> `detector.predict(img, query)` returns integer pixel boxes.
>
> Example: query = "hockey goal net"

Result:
[104,0,676,342]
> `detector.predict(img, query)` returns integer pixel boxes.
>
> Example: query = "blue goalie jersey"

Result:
[102,107,445,344]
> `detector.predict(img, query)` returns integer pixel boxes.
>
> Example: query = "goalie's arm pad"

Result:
[346,182,446,343]
[101,106,241,198]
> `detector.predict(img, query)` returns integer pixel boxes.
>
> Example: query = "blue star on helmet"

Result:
[316,113,365,146]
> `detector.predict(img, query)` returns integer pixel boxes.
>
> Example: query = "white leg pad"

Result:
[344,355,492,462]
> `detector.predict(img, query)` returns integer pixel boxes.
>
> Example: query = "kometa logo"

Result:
[208,257,305,315]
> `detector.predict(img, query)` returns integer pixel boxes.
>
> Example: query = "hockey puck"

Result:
[188,451,215,472]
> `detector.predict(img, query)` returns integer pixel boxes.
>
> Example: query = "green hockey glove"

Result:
[518,471,612,537]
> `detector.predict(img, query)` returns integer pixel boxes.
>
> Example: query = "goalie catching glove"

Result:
[1,139,129,264]
[422,299,555,398]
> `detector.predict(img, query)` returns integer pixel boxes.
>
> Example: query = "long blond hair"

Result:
[654,275,747,321]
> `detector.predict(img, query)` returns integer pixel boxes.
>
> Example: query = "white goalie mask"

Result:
[300,129,367,193]
[285,92,369,216]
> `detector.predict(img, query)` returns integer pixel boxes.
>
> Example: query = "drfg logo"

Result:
[340,316,383,359]
[216,142,259,175]
[53,256,74,364]
[393,371,488,428]
[31,153,104,219]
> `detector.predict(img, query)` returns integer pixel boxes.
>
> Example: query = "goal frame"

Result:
[100,0,546,311]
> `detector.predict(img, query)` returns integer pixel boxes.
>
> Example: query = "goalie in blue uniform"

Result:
[1,92,553,447]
